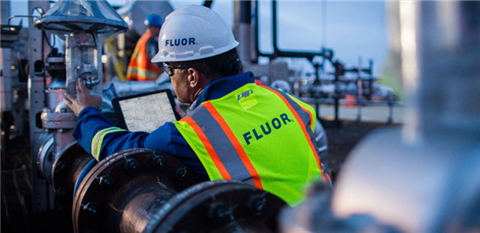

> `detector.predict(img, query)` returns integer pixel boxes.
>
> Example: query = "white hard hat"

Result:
[151,5,239,63]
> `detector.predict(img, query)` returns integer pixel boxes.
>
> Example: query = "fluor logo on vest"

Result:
[243,113,293,145]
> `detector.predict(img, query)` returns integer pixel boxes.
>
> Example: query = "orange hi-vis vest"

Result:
[174,83,331,205]
[126,32,162,81]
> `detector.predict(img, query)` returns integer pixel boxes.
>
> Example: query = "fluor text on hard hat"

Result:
[165,38,197,46]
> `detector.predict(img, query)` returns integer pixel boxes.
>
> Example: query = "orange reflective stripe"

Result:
[261,86,321,169]
[182,117,232,180]
[203,102,263,189]
[298,104,313,129]
[261,86,330,185]
[126,32,162,81]
[289,94,315,129]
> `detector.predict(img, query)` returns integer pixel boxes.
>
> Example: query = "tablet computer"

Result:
[112,89,180,133]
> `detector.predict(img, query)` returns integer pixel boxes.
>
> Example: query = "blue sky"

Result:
[8,0,388,77]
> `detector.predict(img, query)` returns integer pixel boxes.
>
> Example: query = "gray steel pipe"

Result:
[399,1,480,141]
[332,2,480,232]
[0,0,13,113]
[282,2,480,233]
[59,148,287,233]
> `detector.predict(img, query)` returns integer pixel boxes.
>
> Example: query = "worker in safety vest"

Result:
[64,5,331,206]
[126,14,163,81]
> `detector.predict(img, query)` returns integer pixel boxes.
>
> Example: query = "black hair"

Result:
[178,48,242,81]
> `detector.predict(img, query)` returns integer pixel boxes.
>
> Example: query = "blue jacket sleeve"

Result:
[73,107,147,160]
[73,107,172,160]
[72,107,209,181]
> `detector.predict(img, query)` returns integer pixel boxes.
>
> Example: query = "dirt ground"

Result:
[318,103,405,181]
[323,120,402,182]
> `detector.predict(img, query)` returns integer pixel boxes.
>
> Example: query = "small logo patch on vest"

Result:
[237,90,253,101]
[243,113,293,145]
[165,38,197,46]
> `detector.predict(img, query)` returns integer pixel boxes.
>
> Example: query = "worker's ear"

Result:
[187,68,206,88]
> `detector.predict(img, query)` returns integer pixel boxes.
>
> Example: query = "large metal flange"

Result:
[145,180,289,233]
[52,142,95,210]
[72,148,197,233]
[40,111,78,129]
[37,133,54,183]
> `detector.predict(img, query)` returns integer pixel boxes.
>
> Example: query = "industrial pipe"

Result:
[67,148,287,233]
[71,148,197,233]
[52,142,95,212]
[331,2,480,232]
[253,0,334,61]
[145,180,287,233]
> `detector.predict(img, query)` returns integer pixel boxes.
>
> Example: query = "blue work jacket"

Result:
[73,72,255,182]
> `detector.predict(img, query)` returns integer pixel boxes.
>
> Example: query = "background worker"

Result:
[126,13,163,81]
[64,5,331,206]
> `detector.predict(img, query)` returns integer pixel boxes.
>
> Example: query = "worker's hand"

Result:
[63,79,102,116]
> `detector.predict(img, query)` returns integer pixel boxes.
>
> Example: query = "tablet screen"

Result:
[112,90,178,133]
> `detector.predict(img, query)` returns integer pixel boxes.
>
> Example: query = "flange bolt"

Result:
[124,158,139,172]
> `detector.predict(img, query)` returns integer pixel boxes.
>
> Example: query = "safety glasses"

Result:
[163,63,192,76]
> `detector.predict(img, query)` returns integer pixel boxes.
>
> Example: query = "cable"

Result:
[42,30,52,49]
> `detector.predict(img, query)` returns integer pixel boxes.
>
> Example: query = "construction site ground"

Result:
[318,104,405,181]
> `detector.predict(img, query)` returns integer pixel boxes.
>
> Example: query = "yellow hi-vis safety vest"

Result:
[174,83,331,205]
[126,32,162,81]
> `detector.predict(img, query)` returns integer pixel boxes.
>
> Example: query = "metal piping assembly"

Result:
[50,146,286,233]
[34,0,128,187]
[34,0,128,96]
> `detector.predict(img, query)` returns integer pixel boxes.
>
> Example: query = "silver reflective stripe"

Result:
[192,105,255,186]
[128,68,159,79]
[265,87,330,182]
[265,88,318,150]
[91,127,126,160]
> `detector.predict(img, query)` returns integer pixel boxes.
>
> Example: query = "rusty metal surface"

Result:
[52,142,95,211]
[146,180,288,233]
[72,148,197,233]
